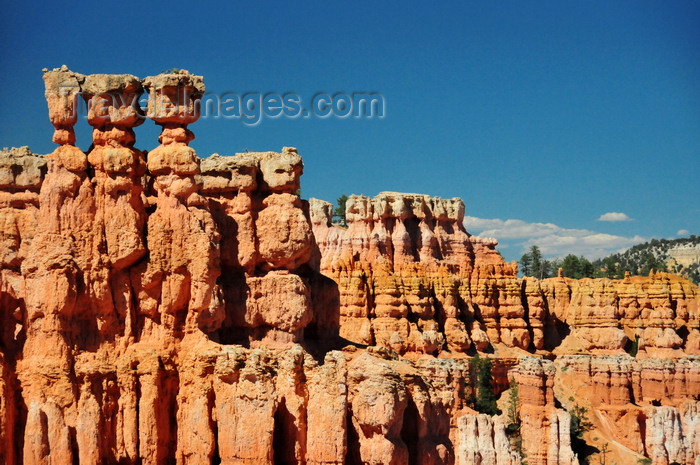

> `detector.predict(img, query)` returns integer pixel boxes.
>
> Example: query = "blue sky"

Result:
[1,0,698,261]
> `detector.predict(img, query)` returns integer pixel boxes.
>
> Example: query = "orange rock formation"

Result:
[0,66,698,465]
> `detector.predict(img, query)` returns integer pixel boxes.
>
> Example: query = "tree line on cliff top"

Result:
[518,236,700,284]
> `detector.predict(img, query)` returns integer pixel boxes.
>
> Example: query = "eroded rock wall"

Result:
[310,195,700,358]
[0,66,698,465]
[310,193,519,355]
[310,194,700,465]
[0,67,339,465]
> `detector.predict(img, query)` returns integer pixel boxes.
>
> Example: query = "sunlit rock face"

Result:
[310,194,699,359]
[0,66,698,465]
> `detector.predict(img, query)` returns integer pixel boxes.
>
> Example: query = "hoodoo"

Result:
[0,67,698,465]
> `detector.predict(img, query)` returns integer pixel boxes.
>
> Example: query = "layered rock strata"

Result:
[0,68,337,465]
[309,196,700,465]
[311,195,700,357]
[0,66,698,465]
[310,193,517,355]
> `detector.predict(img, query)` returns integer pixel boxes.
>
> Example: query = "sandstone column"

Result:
[82,73,148,342]
[0,147,46,464]
[248,149,315,346]
[17,66,91,465]
[83,73,147,269]
[139,71,223,338]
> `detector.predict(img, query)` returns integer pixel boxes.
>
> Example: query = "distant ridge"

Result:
[593,235,700,284]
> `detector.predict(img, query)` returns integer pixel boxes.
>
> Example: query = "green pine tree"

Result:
[333,195,348,227]
[470,354,500,416]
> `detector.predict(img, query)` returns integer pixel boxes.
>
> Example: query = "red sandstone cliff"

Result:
[309,194,700,465]
[0,66,698,465]
[310,194,699,358]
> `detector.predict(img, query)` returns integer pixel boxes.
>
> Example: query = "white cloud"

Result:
[464,218,564,239]
[677,229,689,236]
[597,212,632,222]
[464,216,645,259]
